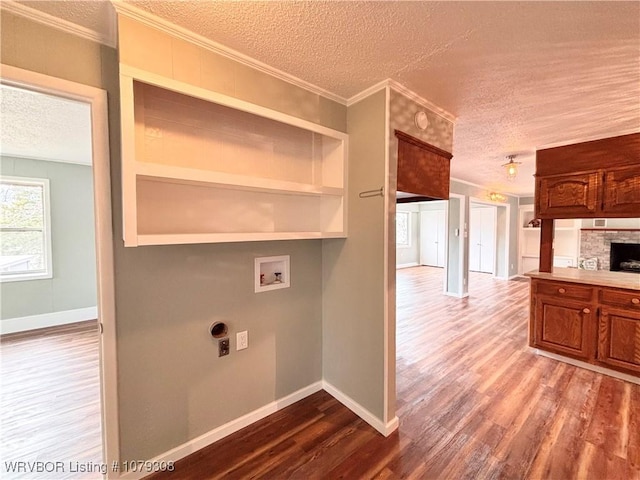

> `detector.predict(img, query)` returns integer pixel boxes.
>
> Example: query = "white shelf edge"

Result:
[521,227,577,231]
[136,162,344,197]
[120,66,348,141]
[136,231,347,246]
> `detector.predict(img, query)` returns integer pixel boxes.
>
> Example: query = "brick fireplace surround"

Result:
[579,229,640,271]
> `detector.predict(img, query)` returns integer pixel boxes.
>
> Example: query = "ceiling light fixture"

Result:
[488,192,506,202]
[502,154,521,181]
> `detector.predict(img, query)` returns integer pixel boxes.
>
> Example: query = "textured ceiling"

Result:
[0,85,92,165]
[9,1,639,195]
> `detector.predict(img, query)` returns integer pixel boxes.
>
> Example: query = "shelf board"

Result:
[521,227,577,232]
[136,162,344,197]
[136,231,347,246]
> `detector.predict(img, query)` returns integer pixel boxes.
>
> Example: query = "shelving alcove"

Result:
[119,66,348,246]
[518,205,580,275]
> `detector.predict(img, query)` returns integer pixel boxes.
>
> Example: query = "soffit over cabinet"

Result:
[119,66,348,246]
[395,130,452,202]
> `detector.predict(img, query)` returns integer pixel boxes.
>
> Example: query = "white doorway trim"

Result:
[1,64,119,475]
[469,196,511,280]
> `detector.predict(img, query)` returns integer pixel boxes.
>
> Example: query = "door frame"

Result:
[469,196,511,280]
[1,64,119,473]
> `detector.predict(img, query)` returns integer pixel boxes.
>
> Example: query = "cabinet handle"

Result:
[558,288,566,294]
[583,308,591,314]
[632,298,640,305]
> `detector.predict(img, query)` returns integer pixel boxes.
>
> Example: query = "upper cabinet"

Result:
[535,133,640,219]
[602,164,640,216]
[536,172,600,218]
[119,67,348,246]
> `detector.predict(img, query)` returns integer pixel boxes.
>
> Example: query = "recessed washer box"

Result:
[255,255,290,293]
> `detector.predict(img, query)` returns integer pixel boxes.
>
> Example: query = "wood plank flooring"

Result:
[0,321,102,479]
[149,267,640,480]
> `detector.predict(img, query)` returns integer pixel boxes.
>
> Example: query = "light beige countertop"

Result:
[525,267,640,291]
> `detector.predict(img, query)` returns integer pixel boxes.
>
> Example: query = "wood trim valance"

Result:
[395,130,452,201]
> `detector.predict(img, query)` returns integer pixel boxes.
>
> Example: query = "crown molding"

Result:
[347,79,457,124]
[111,1,347,105]
[1,0,117,48]
[387,80,456,124]
[346,80,388,106]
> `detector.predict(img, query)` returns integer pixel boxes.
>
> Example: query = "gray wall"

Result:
[1,11,340,462]
[0,156,96,319]
[323,89,387,419]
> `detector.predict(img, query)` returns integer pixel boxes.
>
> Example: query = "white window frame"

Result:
[0,175,53,282]
[396,211,411,248]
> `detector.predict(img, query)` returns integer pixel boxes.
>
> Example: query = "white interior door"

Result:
[435,210,446,267]
[479,207,496,273]
[469,206,496,274]
[420,210,445,267]
[469,208,482,272]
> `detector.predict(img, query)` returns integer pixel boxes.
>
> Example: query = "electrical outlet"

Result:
[218,338,230,357]
[237,331,248,350]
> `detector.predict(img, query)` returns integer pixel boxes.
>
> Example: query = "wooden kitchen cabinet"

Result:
[534,132,640,219]
[528,275,640,378]
[530,279,596,360]
[602,164,640,216]
[536,172,599,218]
[597,288,640,374]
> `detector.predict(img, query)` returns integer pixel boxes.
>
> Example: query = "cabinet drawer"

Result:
[534,281,595,302]
[600,288,640,310]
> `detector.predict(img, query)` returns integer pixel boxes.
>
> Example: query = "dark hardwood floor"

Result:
[0,321,102,479]
[149,267,640,479]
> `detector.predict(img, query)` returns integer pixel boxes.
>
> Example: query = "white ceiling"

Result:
[0,85,92,165]
[8,1,640,196]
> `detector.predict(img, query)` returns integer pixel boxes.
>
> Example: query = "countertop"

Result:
[525,267,640,291]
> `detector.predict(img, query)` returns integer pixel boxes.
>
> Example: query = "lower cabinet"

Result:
[597,310,640,375]
[533,296,595,360]
[530,279,640,376]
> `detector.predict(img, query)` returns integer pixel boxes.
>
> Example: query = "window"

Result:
[0,176,52,282]
[396,211,411,247]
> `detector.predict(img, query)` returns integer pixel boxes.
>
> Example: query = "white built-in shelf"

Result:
[135,163,344,197]
[119,66,348,247]
[518,205,581,275]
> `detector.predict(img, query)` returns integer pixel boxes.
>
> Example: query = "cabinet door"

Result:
[597,307,640,374]
[536,172,599,218]
[602,165,640,216]
[532,295,595,360]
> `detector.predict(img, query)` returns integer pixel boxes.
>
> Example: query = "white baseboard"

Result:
[322,380,398,436]
[396,262,419,269]
[508,274,522,280]
[117,380,401,479]
[445,291,469,298]
[118,381,323,480]
[0,306,98,335]
[533,349,640,386]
